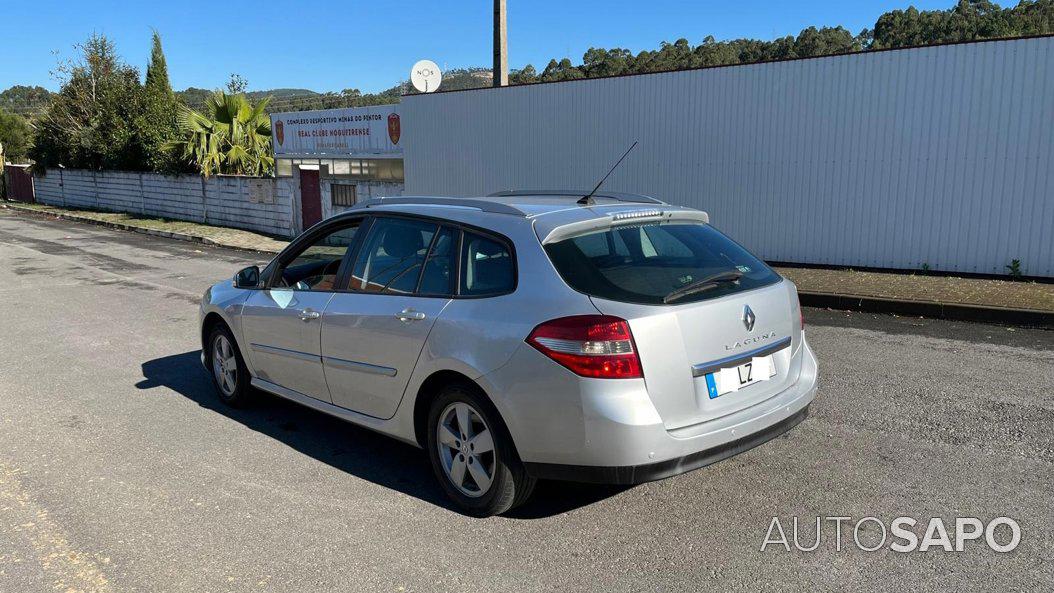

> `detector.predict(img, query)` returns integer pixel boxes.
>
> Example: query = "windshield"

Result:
[544,222,780,305]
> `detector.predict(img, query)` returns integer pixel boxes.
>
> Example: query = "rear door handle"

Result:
[299,308,321,321]
[396,308,426,322]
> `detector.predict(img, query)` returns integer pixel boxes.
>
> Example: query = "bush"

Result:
[30,34,148,171]
[0,109,32,161]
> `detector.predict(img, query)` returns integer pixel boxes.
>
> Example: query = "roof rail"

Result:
[354,196,527,216]
[488,189,666,205]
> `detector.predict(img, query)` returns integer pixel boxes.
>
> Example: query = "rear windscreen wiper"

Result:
[662,270,743,304]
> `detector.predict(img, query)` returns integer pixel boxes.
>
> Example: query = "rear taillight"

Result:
[526,315,643,379]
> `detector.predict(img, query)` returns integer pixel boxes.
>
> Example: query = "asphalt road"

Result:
[1,208,1051,593]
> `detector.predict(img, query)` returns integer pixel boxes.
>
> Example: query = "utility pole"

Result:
[493,0,508,87]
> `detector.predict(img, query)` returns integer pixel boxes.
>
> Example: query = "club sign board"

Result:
[270,105,402,157]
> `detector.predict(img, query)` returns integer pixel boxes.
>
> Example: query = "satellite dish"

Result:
[411,60,442,93]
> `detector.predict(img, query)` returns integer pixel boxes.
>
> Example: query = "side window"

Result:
[610,229,632,257]
[350,218,438,294]
[639,226,658,257]
[574,228,631,259]
[575,232,609,258]
[460,232,515,296]
[641,226,692,258]
[418,226,457,295]
[275,221,360,291]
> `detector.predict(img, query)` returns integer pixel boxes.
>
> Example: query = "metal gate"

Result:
[3,164,35,203]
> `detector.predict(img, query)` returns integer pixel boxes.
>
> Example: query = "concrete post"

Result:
[200,176,209,224]
[138,172,146,215]
[493,0,508,87]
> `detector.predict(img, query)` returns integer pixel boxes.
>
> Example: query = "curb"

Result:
[798,292,1054,329]
[2,203,282,255]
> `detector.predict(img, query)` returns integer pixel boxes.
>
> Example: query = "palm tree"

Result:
[167,91,273,177]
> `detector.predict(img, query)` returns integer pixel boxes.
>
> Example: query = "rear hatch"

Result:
[541,214,804,429]
[591,282,803,429]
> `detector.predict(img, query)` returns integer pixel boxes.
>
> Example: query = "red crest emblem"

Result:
[387,113,401,145]
[274,120,285,146]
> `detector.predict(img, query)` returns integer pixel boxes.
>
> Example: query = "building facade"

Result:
[270,105,405,229]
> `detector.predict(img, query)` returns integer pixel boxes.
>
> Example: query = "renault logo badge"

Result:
[743,305,756,332]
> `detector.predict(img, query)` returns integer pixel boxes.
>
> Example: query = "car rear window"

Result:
[544,223,780,305]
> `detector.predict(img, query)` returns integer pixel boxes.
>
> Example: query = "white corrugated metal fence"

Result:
[403,36,1054,277]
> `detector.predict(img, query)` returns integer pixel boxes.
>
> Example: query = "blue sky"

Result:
[3,0,955,94]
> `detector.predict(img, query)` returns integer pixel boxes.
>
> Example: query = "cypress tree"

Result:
[139,31,185,173]
[145,31,174,101]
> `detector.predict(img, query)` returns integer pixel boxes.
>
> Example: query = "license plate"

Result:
[704,355,776,399]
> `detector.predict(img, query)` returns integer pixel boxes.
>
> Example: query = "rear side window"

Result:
[544,223,780,305]
[460,232,515,296]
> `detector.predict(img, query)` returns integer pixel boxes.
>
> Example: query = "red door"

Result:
[4,165,35,203]
[299,169,322,229]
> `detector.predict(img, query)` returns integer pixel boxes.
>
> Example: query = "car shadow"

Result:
[136,351,629,519]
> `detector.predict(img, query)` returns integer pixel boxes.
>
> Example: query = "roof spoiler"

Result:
[539,209,710,245]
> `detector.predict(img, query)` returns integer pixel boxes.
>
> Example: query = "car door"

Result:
[240,219,363,402]
[321,217,456,418]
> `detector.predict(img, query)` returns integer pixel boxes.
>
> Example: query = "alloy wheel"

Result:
[436,402,496,497]
[212,334,238,396]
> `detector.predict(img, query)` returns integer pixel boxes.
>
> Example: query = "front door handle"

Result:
[298,308,321,321]
[396,308,426,322]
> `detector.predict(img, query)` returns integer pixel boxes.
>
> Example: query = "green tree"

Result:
[541,58,584,81]
[30,33,147,171]
[1012,0,1054,35]
[175,87,212,110]
[513,0,1053,85]
[870,0,1036,49]
[144,31,174,97]
[139,31,185,173]
[167,91,273,177]
[581,48,634,77]
[226,73,249,94]
[692,37,741,68]
[510,64,538,84]
[0,109,33,161]
[793,26,860,57]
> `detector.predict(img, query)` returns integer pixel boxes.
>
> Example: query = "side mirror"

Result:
[233,266,260,289]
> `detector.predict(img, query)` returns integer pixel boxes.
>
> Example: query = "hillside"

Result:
[173,68,493,113]
[0,85,53,115]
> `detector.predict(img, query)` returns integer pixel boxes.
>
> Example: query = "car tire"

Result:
[207,325,253,407]
[426,383,536,517]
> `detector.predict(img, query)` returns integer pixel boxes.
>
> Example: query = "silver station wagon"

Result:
[199,191,818,516]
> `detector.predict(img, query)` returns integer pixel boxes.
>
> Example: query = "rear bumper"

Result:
[524,405,809,484]
[487,334,818,482]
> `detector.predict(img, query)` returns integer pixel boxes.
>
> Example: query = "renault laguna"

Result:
[199,191,818,516]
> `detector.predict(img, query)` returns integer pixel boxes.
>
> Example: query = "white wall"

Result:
[320,177,403,219]
[403,36,1054,277]
[34,169,297,237]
